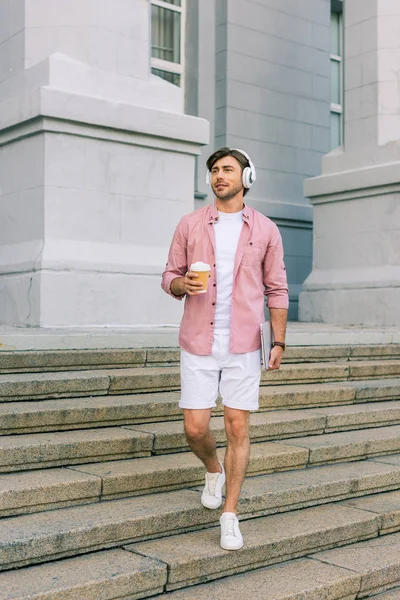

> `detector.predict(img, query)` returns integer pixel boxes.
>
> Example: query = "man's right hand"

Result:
[171,272,207,296]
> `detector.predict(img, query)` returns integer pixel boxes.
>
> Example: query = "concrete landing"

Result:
[0,323,399,351]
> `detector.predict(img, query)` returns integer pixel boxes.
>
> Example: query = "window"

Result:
[151,0,185,88]
[330,0,344,150]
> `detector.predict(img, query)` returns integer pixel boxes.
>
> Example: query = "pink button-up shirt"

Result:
[162,203,289,355]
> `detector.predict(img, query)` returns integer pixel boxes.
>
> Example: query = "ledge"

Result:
[304,161,400,204]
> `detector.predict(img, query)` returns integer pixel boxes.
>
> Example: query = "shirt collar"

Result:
[208,202,251,224]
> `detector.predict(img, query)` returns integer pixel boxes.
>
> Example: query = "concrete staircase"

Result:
[0,342,400,599]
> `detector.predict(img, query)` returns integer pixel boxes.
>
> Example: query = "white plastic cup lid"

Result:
[190,261,211,272]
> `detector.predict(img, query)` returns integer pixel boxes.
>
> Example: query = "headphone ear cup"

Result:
[242,167,251,189]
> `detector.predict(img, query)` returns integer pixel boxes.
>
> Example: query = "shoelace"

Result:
[224,516,236,537]
[205,472,219,496]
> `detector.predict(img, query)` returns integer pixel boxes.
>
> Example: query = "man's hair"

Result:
[206,147,250,197]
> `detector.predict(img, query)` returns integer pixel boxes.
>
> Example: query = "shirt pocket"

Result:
[241,243,264,267]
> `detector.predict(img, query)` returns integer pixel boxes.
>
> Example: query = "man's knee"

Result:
[225,413,249,442]
[184,415,211,443]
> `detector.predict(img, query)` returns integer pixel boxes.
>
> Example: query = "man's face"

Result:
[210,156,243,201]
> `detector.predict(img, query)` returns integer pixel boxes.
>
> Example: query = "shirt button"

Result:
[250,242,253,245]
[213,264,216,267]
[213,283,216,287]
[210,322,214,325]
[212,302,215,306]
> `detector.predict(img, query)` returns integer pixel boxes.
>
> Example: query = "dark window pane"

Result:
[330,59,341,104]
[331,11,341,56]
[151,5,181,64]
[330,111,341,149]
[152,68,181,87]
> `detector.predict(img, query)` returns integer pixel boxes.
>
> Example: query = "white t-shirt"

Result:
[213,210,243,333]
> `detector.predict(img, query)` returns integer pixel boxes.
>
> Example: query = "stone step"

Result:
[0,392,181,434]
[2,430,400,518]
[129,503,381,591]
[1,344,399,374]
[1,379,399,435]
[130,411,400,455]
[0,441,309,517]
[0,467,102,518]
[282,424,400,465]
[312,530,400,598]
[0,549,167,600]
[153,530,400,600]
[1,360,399,402]
[372,589,400,600]
[3,520,400,600]
[0,428,153,473]
[0,370,111,402]
[1,501,397,600]
[2,404,400,475]
[0,459,399,571]
[109,361,400,395]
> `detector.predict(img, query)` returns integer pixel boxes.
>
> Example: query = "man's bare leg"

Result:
[183,408,221,473]
[222,407,250,513]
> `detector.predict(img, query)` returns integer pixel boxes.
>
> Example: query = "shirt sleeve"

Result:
[263,223,289,309]
[161,217,188,300]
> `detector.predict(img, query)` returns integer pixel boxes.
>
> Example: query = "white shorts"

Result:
[179,333,261,411]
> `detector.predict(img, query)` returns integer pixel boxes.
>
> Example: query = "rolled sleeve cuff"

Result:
[267,295,289,310]
[162,273,185,300]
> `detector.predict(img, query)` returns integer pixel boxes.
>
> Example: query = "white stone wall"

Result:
[0,1,209,327]
[299,0,400,326]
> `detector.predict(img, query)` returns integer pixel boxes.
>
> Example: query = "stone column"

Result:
[299,0,400,326]
[0,0,208,327]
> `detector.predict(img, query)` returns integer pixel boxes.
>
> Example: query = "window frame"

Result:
[330,2,344,150]
[150,0,186,89]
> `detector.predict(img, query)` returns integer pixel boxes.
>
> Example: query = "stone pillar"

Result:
[299,0,400,326]
[0,0,208,327]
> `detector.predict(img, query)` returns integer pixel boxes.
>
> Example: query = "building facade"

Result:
[0,0,398,327]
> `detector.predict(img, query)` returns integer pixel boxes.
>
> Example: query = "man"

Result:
[162,147,288,551]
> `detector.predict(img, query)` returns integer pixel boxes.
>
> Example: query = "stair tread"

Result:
[128,502,380,590]
[340,489,400,533]
[284,423,400,447]
[1,436,400,517]
[1,416,400,476]
[0,459,399,571]
[129,413,400,455]
[373,588,400,599]
[3,402,400,442]
[0,380,399,414]
[0,427,152,448]
[0,362,399,403]
[0,360,398,383]
[1,379,400,435]
[1,499,400,599]
[0,441,305,517]
[150,556,360,600]
[0,549,166,600]
[313,530,400,596]
[0,428,153,473]
[152,530,400,600]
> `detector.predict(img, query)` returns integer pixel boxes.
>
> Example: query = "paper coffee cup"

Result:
[190,261,211,294]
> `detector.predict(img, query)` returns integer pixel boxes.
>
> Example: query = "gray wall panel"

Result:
[190,0,331,318]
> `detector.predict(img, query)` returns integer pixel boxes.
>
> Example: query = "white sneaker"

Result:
[220,512,243,550]
[201,462,226,509]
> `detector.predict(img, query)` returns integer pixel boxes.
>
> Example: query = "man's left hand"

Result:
[268,346,283,370]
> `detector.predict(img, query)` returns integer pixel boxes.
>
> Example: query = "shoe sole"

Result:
[220,541,244,551]
[201,498,222,510]
[201,468,226,510]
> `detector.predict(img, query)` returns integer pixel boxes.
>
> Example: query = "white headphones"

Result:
[206,148,256,189]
